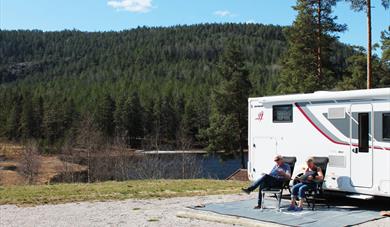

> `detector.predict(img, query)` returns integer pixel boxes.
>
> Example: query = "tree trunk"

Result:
[87,149,91,183]
[238,113,246,169]
[367,0,372,89]
[239,129,245,169]
[182,150,185,179]
[317,0,322,80]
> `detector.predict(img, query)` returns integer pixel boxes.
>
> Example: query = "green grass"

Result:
[0,179,247,206]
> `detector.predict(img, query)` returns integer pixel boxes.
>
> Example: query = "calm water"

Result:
[145,152,248,179]
[57,151,249,182]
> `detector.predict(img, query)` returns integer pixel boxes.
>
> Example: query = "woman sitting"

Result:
[288,157,323,211]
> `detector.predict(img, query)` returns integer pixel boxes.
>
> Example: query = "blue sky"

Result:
[1,0,389,55]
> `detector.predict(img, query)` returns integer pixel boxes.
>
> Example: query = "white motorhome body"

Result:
[248,88,390,197]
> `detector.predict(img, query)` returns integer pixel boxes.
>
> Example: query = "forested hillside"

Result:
[0,23,356,149]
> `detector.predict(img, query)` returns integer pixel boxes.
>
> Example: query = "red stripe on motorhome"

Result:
[294,103,390,151]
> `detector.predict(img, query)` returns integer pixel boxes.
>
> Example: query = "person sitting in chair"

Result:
[242,155,291,209]
[288,157,323,211]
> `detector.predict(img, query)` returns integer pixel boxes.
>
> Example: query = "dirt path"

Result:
[0,193,388,227]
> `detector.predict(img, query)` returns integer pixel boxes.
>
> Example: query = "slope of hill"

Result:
[0,23,355,148]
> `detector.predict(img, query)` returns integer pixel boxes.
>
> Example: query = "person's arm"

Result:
[315,167,324,181]
[277,165,291,179]
[284,165,291,179]
[269,165,276,175]
[301,168,310,181]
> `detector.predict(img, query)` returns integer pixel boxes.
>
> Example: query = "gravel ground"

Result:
[0,194,255,227]
[0,193,388,227]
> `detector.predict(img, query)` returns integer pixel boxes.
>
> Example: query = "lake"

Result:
[56,151,248,182]
[140,152,248,179]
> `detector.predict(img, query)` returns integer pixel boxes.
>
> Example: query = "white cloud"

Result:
[107,0,153,13]
[214,10,234,17]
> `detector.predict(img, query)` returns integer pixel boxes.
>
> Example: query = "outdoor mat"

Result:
[193,198,386,227]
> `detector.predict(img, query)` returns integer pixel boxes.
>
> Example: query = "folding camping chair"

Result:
[293,157,330,210]
[261,156,296,211]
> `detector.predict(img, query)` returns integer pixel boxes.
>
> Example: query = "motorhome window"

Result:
[273,105,293,122]
[358,113,369,152]
[383,113,390,140]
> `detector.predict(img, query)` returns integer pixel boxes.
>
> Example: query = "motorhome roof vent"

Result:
[328,107,345,119]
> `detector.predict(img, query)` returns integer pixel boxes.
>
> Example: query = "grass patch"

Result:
[0,179,247,206]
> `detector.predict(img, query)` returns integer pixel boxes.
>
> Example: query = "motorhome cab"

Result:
[248,88,390,198]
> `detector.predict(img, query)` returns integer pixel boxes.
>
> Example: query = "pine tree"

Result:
[32,96,44,139]
[20,95,35,139]
[337,48,388,89]
[278,0,346,93]
[204,42,251,168]
[43,103,60,144]
[6,96,22,140]
[160,94,177,146]
[63,98,77,129]
[152,97,162,150]
[345,0,389,88]
[346,0,389,10]
[381,29,390,66]
[63,98,78,141]
[114,95,126,137]
[379,29,390,86]
[124,92,144,147]
[95,94,116,138]
[182,96,198,140]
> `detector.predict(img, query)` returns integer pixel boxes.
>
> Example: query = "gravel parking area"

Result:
[0,194,255,227]
[0,193,388,227]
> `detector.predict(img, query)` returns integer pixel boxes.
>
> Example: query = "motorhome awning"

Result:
[249,88,390,105]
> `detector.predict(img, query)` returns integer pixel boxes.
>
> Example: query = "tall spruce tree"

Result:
[32,96,44,139]
[6,96,22,140]
[204,42,251,168]
[124,92,144,147]
[114,96,127,137]
[160,94,178,146]
[278,0,346,93]
[20,95,35,139]
[182,96,198,140]
[95,94,115,138]
[43,103,61,144]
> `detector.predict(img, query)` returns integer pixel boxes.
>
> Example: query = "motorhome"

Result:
[248,88,390,198]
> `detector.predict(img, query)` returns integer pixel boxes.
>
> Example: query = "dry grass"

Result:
[0,170,25,185]
[0,179,247,206]
[0,142,23,159]
[0,142,87,186]
[34,156,87,184]
[0,156,86,186]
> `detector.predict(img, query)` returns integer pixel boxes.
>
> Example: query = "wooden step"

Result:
[226,169,248,181]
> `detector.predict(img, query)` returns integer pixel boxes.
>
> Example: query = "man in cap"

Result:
[242,155,291,209]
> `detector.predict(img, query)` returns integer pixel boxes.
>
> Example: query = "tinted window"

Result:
[273,105,293,122]
[383,113,390,140]
[358,113,369,152]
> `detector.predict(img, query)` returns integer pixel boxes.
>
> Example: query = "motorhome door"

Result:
[349,103,373,188]
[252,137,277,178]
